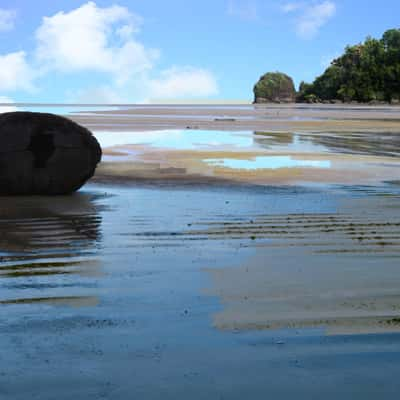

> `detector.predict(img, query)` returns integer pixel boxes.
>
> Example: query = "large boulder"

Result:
[0,112,102,195]
[253,72,296,103]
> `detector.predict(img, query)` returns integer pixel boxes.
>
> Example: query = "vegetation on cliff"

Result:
[253,72,296,103]
[298,29,400,103]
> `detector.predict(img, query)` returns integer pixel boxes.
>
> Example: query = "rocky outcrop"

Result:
[253,72,296,103]
[0,112,101,195]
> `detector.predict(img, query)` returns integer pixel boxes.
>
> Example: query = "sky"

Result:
[0,0,398,104]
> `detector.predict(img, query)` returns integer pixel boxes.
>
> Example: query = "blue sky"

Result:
[0,0,398,104]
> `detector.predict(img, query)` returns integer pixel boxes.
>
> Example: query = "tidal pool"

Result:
[94,129,254,150]
[206,156,331,170]
[94,129,338,156]
[95,129,391,158]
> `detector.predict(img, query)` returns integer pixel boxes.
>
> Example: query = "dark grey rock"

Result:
[0,112,102,195]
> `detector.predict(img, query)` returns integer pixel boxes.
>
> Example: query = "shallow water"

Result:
[2,104,400,398]
[206,155,331,170]
[95,129,400,187]
[94,129,254,150]
[94,128,400,158]
[1,183,400,399]
[0,184,333,306]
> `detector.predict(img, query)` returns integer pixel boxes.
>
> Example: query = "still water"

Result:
[1,183,400,399]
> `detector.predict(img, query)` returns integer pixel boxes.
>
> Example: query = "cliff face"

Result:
[253,72,296,104]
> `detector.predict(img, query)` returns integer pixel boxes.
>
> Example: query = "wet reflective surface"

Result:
[95,129,254,150]
[95,129,400,158]
[0,192,104,306]
[1,183,400,399]
[1,104,400,399]
[96,128,400,187]
[205,155,331,170]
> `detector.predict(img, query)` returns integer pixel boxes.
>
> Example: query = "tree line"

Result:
[298,29,400,103]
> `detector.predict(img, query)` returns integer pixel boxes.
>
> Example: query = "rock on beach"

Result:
[0,112,102,195]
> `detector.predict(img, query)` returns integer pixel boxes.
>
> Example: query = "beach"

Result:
[1,104,400,399]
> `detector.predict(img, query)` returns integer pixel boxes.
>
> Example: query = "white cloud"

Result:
[296,1,336,39]
[0,9,16,32]
[227,0,259,21]
[35,1,158,85]
[148,67,219,99]
[281,2,304,13]
[0,2,219,102]
[0,51,35,92]
[282,1,336,39]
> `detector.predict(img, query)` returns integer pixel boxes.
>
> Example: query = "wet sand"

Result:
[97,145,400,186]
[67,104,400,186]
[204,193,400,334]
[1,105,400,399]
[71,104,400,133]
[94,130,400,186]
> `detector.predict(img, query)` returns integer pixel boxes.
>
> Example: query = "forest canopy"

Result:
[297,29,400,103]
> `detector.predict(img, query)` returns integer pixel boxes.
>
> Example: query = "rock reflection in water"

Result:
[299,131,400,158]
[0,192,103,306]
[254,130,400,158]
[254,131,294,148]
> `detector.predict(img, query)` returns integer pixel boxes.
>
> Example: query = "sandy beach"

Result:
[70,104,400,133]
[1,104,400,399]
[88,105,400,186]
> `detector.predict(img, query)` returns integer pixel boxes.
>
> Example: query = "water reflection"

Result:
[94,128,400,160]
[254,131,400,157]
[253,132,331,153]
[206,156,331,170]
[95,129,253,150]
[299,131,400,157]
[0,192,103,306]
[253,131,294,147]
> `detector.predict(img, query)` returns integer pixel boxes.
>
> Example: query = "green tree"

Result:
[297,29,400,103]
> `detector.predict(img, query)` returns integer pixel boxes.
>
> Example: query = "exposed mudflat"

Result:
[94,128,400,186]
[67,105,400,186]
[1,105,400,399]
[70,103,400,133]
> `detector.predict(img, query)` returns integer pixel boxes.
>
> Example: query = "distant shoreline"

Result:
[2,102,400,108]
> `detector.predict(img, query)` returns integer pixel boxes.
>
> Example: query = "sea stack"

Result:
[0,112,102,195]
[253,72,296,104]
